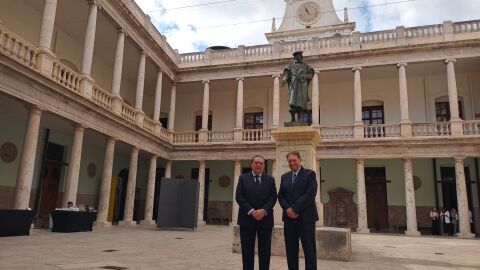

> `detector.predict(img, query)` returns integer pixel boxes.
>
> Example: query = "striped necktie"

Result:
[292,173,298,184]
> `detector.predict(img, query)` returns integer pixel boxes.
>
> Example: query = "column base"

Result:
[135,110,145,128]
[111,95,123,115]
[456,232,475,239]
[79,74,94,100]
[93,221,112,228]
[353,123,364,139]
[405,230,421,237]
[118,220,137,226]
[140,220,156,226]
[233,128,243,143]
[36,48,55,76]
[198,129,209,143]
[356,228,370,234]
[450,119,464,137]
[197,220,206,226]
[154,121,162,136]
[400,122,412,138]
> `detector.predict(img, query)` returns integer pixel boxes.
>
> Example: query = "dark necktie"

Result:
[254,175,261,187]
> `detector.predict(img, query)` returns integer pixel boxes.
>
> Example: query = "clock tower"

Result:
[266,0,356,43]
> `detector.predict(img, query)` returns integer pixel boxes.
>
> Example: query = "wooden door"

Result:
[365,167,389,230]
[38,161,62,219]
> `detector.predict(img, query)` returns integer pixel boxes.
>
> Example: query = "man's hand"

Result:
[252,209,267,221]
[286,208,299,219]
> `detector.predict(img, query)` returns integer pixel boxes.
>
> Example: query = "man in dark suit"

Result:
[236,155,277,270]
[278,151,318,270]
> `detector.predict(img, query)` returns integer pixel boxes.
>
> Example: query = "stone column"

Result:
[272,74,281,128]
[141,155,157,225]
[153,69,163,135]
[37,0,57,50]
[454,157,475,238]
[234,78,244,142]
[135,51,146,127]
[12,106,43,209]
[353,67,364,138]
[168,84,176,131]
[165,160,172,178]
[80,0,98,76]
[36,0,57,76]
[199,80,210,143]
[356,158,369,233]
[398,63,412,137]
[94,136,116,227]
[231,160,241,225]
[119,147,139,226]
[311,71,320,128]
[79,0,98,99]
[315,158,324,226]
[198,160,206,226]
[111,29,125,115]
[403,157,420,236]
[62,124,85,207]
[445,59,463,136]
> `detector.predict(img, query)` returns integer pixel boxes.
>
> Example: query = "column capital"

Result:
[402,156,412,161]
[25,104,47,114]
[156,67,163,72]
[131,146,140,152]
[397,62,408,68]
[272,74,281,78]
[454,156,465,162]
[199,160,206,165]
[139,50,148,59]
[445,58,456,64]
[236,77,244,81]
[352,66,362,72]
[87,0,99,7]
[202,80,210,84]
[356,157,365,163]
[116,28,126,35]
[72,122,87,131]
[314,70,320,75]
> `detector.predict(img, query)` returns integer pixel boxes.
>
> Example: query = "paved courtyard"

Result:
[0,225,479,270]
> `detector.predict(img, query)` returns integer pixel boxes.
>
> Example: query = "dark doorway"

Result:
[153,168,166,221]
[113,169,129,223]
[191,168,210,222]
[440,167,473,211]
[37,143,65,224]
[365,167,389,231]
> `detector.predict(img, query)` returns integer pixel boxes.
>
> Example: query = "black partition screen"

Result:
[157,178,199,230]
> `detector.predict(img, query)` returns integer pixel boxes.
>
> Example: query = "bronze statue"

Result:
[281,51,314,122]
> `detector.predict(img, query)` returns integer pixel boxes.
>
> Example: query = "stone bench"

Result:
[232,225,351,261]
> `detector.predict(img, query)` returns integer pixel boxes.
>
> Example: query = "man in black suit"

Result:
[278,151,318,270]
[236,155,277,270]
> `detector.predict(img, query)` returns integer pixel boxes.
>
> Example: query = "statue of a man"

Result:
[281,51,314,122]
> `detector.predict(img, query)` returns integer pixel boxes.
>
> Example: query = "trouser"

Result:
[240,225,272,270]
[284,219,317,270]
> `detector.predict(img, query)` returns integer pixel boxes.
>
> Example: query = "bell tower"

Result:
[266,0,355,43]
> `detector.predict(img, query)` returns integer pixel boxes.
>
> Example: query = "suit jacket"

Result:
[236,172,277,229]
[278,167,319,223]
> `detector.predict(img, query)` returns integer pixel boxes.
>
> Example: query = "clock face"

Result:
[296,2,321,25]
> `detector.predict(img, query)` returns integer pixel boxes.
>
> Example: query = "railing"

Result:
[412,122,451,136]
[159,126,171,141]
[208,130,234,142]
[173,131,198,144]
[51,61,81,94]
[360,30,396,44]
[245,45,272,57]
[211,49,238,60]
[454,20,480,33]
[320,126,354,140]
[178,52,205,63]
[143,117,155,133]
[0,25,37,69]
[121,104,136,124]
[405,24,443,38]
[364,124,401,138]
[92,85,113,110]
[242,129,272,142]
[463,120,480,135]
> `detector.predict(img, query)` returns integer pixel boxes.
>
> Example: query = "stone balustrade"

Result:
[173,131,199,144]
[143,117,155,133]
[412,122,451,137]
[364,124,401,138]
[0,25,37,69]
[242,129,272,142]
[320,126,354,140]
[121,103,136,124]
[463,120,480,136]
[51,61,81,94]
[208,130,234,143]
[92,85,113,110]
[177,20,480,68]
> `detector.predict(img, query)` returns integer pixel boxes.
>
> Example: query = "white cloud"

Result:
[134,0,480,53]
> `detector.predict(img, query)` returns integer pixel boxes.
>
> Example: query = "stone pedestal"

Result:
[232,225,352,261]
[198,129,208,143]
[79,74,94,100]
[271,126,320,225]
[233,128,243,143]
[111,95,123,116]
[35,48,55,76]
[135,110,145,128]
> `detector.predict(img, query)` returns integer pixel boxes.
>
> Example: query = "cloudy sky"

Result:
[133,0,480,53]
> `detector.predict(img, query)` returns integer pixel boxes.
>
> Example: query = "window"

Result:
[244,112,263,129]
[159,117,168,128]
[435,101,463,121]
[195,115,212,131]
[362,106,384,125]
